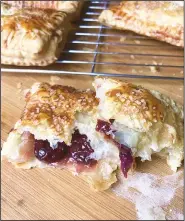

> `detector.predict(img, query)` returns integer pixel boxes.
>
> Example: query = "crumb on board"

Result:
[130,55,135,59]
[150,66,160,73]
[50,76,60,82]
[132,69,137,74]
[134,40,140,44]
[17,89,22,94]
[50,76,61,85]
[23,89,30,97]
[120,36,127,42]
[152,61,158,65]
[17,82,22,89]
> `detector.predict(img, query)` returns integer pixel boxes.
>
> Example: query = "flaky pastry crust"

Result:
[2,78,184,191]
[17,83,98,145]
[94,77,184,171]
[1,8,70,66]
[98,1,184,47]
[2,1,84,20]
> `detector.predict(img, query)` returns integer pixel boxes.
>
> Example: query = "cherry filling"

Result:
[34,130,97,167]
[95,119,116,139]
[70,130,96,166]
[34,140,68,163]
[96,119,133,178]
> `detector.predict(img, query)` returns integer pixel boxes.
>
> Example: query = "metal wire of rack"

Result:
[1,0,184,80]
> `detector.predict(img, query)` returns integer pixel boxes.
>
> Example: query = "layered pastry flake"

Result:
[2,83,122,191]
[94,77,184,172]
[98,1,184,47]
[1,7,70,66]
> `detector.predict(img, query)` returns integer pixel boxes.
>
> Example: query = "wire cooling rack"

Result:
[1,0,184,80]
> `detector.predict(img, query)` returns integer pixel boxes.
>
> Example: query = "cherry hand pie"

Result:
[1,7,70,66]
[98,1,184,47]
[2,1,84,20]
[2,78,184,191]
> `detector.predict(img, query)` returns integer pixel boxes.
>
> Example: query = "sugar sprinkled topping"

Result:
[112,171,183,220]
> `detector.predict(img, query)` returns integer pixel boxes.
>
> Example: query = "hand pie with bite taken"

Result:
[98,1,184,47]
[94,77,184,172]
[1,83,123,191]
[1,7,70,66]
[2,78,184,191]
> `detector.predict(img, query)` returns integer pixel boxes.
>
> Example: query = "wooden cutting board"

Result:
[1,72,184,220]
[1,1,184,218]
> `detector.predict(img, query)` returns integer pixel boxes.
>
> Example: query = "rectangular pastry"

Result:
[2,78,184,191]
[98,1,184,47]
[1,7,70,66]
[2,1,84,20]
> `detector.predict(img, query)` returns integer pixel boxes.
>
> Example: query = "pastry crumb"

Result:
[120,36,127,42]
[132,69,137,74]
[150,66,160,73]
[50,76,60,82]
[17,89,22,94]
[17,82,22,89]
[23,89,30,97]
[130,55,135,59]
[134,40,140,44]
[152,61,158,65]
[50,76,61,85]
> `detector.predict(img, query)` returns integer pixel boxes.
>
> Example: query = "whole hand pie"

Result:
[2,1,84,20]
[98,1,184,47]
[1,7,70,66]
[2,78,184,191]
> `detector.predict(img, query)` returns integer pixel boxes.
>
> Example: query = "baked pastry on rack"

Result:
[98,1,184,47]
[1,7,70,66]
[2,1,84,20]
[2,78,184,191]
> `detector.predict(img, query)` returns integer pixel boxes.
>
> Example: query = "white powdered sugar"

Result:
[172,1,184,7]
[112,171,183,220]
[166,209,184,220]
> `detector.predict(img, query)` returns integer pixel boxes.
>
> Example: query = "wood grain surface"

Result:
[1,73,184,220]
[1,1,184,220]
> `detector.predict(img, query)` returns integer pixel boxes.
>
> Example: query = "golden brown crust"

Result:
[1,8,70,66]
[17,83,98,144]
[94,77,166,132]
[98,1,184,47]
[107,83,165,123]
[1,78,184,191]
[94,77,184,172]
[2,1,83,20]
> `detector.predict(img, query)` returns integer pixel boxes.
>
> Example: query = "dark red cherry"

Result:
[34,140,68,163]
[96,119,116,136]
[119,144,133,178]
[70,130,96,165]
[96,119,133,178]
